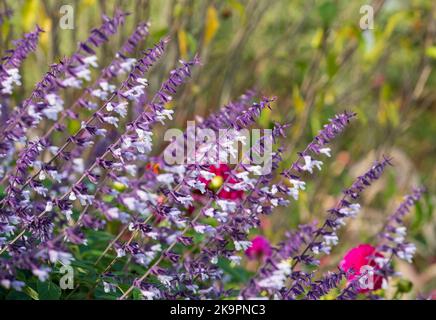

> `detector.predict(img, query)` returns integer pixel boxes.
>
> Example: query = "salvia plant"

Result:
[0,10,428,300]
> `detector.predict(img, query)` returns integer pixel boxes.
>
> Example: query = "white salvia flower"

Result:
[301,155,323,173]
[339,203,361,218]
[288,187,299,200]
[72,158,85,174]
[63,209,73,221]
[106,102,114,111]
[39,170,47,181]
[121,136,132,150]
[156,173,175,185]
[107,207,121,220]
[35,186,48,197]
[77,193,94,206]
[48,146,59,155]
[128,222,135,231]
[176,195,193,206]
[323,234,339,246]
[103,116,119,127]
[83,55,98,67]
[320,245,331,255]
[116,248,126,258]
[229,181,250,191]
[91,89,108,100]
[271,198,279,207]
[236,171,250,181]
[200,170,216,180]
[211,256,218,264]
[68,192,77,201]
[136,78,148,86]
[103,282,116,293]
[96,128,107,136]
[100,81,115,92]
[258,259,292,289]
[133,129,153,154]
[45,201,53,212]
[394,235,405,244]
[168,208,182,218]
[188,180,206,194]
[333,218,346,229]
[229,255,242,266]
[194,225,207,234]
[32,267,51,282]
[48,250,73,265]
[76,68,91,81]
[271,184,278,195]
[290,179,306,191]
[124,85,145,100]
[120,58,136,72]
[1,68,21,94]
[217,200,237,212]
[319,147,332,157]
[397,243,416,263]
[43,93,64,120]
[312,246,320,255]
[151,244,162,252]
[0,225,15,236]
[27,105,42,124]
[113,101,128,118]
[156,109,174,124]
[204,208,215,217]
[374,256,389,268]
[247,165,263,175]
[125,164,137,176]
[146,232,158,240]
[395,227,407,237]
[141,290,158,300]
[234,241,251,251]
[158,275,173,287]
[1,279,25,291]
[62,77,82,88]
[136,190,158,203]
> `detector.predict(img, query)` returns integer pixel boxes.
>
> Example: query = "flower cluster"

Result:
[0,12,427,301]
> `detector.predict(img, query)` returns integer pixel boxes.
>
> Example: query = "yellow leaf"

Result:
[39,17,52,48]
[204,5,220,46]
[292,85,305,116]
[311,28,324,48]
[21,0,39,31]
[178,29,188,59]
[425,46,436,59]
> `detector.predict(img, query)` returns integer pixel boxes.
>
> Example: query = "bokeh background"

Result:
[1,0,435,298]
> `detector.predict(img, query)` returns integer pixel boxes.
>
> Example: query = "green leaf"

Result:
[37,281,61,300]
[318,2,337,26]
[217,258,251,284]
[23,286,40,300]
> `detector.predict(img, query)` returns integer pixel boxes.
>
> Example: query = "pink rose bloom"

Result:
[245,236,272,260]
[339,244,385,292]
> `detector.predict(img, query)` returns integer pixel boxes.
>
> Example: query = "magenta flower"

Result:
[245,236,272,260]
[339,244,385,292]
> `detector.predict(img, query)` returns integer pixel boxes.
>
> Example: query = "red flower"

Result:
[200,164,244,200]
[245,236,272,260]
[339,244,385,292]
